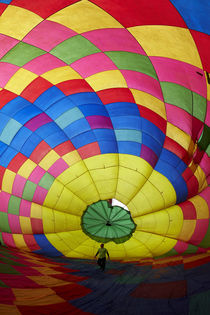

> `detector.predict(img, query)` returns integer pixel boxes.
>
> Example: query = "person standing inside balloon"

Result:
[95,244,110,271]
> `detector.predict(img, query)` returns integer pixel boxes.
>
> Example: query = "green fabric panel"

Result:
[0,212,11,232]
[189,290,210,315]
[38,173,55,190]
[206,144,210,156]
[0,256,24,266]
[22,181,37,201]
[115,129,142,142]
[8,196,21,215]
[50,35,100,64]
[192,92,207,122]
[160,82,192,114]
[198,124,210,153]
[155,248,179,259]
[105,51,158,79]
[198,220,210,248]
[0,42,46,67]
[0,280,7,287]
[183,244,198,255]
[0,263,20,274]
[0,233,5,246]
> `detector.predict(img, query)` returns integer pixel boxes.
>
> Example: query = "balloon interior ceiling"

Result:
[0,0,209,260]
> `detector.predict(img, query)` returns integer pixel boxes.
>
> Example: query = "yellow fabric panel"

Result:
[5,69,38,95]
[58,160,87,185]
[42,207,55,233]
[17,159,37,178]
[89,175,117,199]
[13,287,64,305]
[54,211,81,232]
[194,165,208,192]
[43,180,64,208]
[118,165,147,191]
[1,169,16,193]
[150,236,177,257]
[178,220,196,241]
[47,0,122,33]
[119,154,153,177]
[166,122,194,153]
[13,234,27,249]
[0,304,21,315]
[0,6,42,40]
[190,195,209,219]
[149,171,177,209]
[84,153,118,169]
[39,150,60,170]
[28,275,69,287]
[52,186,87,216]
[45,233,71,256]
[128,26,202,68]
[165,205,184,236]
[41,66,82,84]
[128,193,152,218]
[86,70,128,91]
[30,203,42,219]
[62,150,81,166]
[115,179,137,204]
[66,238,98,258]
[100,242,127,260]
[19,217,32,234]
[131,89,167,119]
[123,234,153,258]
[66,173,100,204]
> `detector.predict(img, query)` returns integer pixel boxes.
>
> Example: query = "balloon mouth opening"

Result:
[81,200,136,244]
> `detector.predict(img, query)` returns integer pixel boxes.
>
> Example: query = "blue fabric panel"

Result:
[142,133,162,157]
[45,130,69,148]
[176,160,187,174]
[155,159,188,203]
[71,130,96,149]
[0,142,8,156]
[64,118,91,138]
[117,141,141,156]
[0,96,31,116]
[0,119,22,145]
[10,127,32,151]
[69,92,103,106]
[78,104,109,117]
[33,234,62,257]
[0,0,12,4]
[35,122,61,138]
[142,118,165,145]
[98,140,118,154]
[170,0,210,35]
[0,147,17,167]
[34,86,65,111]
[94,129,116,142]
[20,133,42,157]
[160,149,187,173]
[13,105,42,124]
[55,107,84,129]
[0,113,10,133]
[111,116,142,130]
[106,102,139,116]
[45,96,76,120]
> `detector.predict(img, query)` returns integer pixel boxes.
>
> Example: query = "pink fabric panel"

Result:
[150,57,207,97]
[19,199,31,217]
[25,113,52,132]
[0,63,19,87]
[32,186,48,204]
[174,240,188,254]
[190,219,209,245]
[23,235,40,251]
[23,53,66,75]
[86,116,113,129]
[0,34,19,59]
[23,20,77,51]
[83,28,146,54]
[199,186,210,206]
[200,153,210,180]
[71,52,117,78]
[165,103,192,135]
[2,232,16,247]
[205,100,210,125]
[121,70,163,100]
[28,166,46,184]
[12,175,26,197]
[0,191,10,212]
[8,214,22,233]
[48,158,69,177]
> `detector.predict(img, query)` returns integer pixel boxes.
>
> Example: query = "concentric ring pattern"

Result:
[0,0,209,260]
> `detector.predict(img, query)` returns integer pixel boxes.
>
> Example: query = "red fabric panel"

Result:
[8,153,28,173]
[29,140,51,164]
[0,3,7,15]
[0,274,40,288]
[190,219,209,245]
[0,166,6,189]
[23,235,41,251]
[180,200,197,219]
[77,142,101,159]
[192,116,204,142]
[54,140,75,156]
[97,88,135,105]
[185,174,199,198]
[30,218,43,234]
[164,137,189,162]
[0,90,17,109]
[184,255,210,269]
[56,79,94,95]
[0,288,15,304]
[190,30,210,72]
[90,0,187,28]
[10,0,80,19]
[21,77,53,103]
[131,280,187,298]
[138,105,166,133]
[53,283,91,300]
